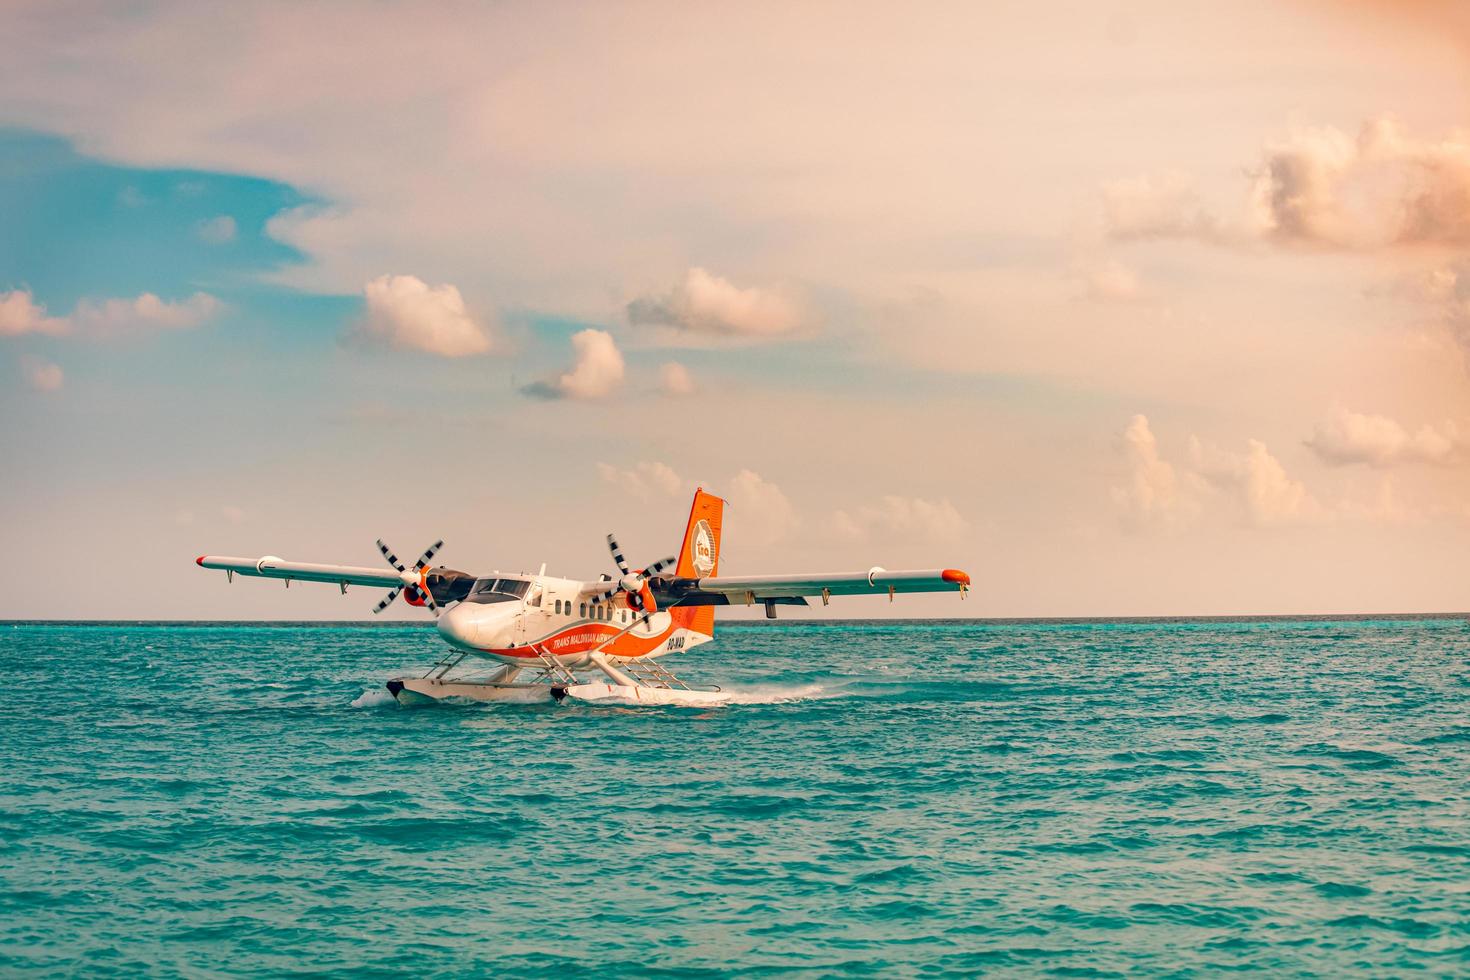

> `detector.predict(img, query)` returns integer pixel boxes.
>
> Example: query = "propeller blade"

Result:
[592,586,618,602]
[376,539,406,572]
[372,585,403,614]
[644,555,678,578]
[375,538,444,617]
[414,539,444,571]
[606,533,631,575]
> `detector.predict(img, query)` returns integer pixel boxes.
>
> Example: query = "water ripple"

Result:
[2,616,1468,975]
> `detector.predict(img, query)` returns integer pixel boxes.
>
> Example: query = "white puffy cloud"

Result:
[659,361,696,396]
[1100,119,1470,367]
[354,274,491,357]
[727,469,796,546]
[1106,118,1470,251]
[1114,415,1327,529]
[831,495,968,542]
[597,461,685,500]
[0,290,68,336]
[1,288,221,336]
[73,292,222,332]
[1249,118,1470,248]
[1192,437,1324,526]
[525,328,624,400]
[628,268,804,338]
[1305,406,1460,467]
[21,356,63,391]
[1112,414,1196,528]
[197,215,237,244]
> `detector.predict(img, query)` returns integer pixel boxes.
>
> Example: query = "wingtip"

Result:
[941,568,971,586]
[196,555,206,567]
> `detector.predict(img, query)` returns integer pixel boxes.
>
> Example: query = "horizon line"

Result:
[3,611,1467,626]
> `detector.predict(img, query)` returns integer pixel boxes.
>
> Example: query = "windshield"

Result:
[465,577,531,604]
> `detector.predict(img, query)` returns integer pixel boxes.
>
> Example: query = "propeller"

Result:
[371,538,444,615]
[594,533,677,618]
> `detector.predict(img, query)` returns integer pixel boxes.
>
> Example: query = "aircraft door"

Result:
[521,585,544,643]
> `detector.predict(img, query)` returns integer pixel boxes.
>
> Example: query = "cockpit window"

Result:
[465,577,531,604]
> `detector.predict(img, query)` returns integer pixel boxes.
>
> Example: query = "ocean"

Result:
[2,617,1468,976]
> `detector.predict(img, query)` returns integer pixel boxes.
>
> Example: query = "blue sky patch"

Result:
[0,128,314,308]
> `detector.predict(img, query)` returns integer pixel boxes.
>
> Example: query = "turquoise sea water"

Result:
[2,617,1469,976]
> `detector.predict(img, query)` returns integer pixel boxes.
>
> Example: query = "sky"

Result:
[3,0,1470,619]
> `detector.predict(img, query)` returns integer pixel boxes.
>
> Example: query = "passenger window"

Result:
[554,599,563,614]
[579,602,586,617]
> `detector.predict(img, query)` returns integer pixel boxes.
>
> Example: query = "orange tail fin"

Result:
[670,487,723,638]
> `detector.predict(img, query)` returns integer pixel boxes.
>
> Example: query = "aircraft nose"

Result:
[437,603,482,649]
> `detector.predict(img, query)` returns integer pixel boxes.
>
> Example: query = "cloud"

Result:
[354,274,491,357]
[1305,405,1460,466]
[831,495,969,542]
[1245,124,1366,245]
[1112,414,1196,528]
[0,289,69,336]
[21,356,63,391]
[727,469,796,546]
[1114,415,1326,529]
[597,461,685,500]
[658,361,696,396]
[196,215,237,244]
[1401,263,1470,360]
[1107,118,1470,250]
[628,268,804,338]
[72,292,222,333]
[1191,436,1325,526]
[524,328,624,399]
[1,288,221,336]
[1102,172,1226,242]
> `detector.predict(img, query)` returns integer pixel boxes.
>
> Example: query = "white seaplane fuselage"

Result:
[435,572,710,668]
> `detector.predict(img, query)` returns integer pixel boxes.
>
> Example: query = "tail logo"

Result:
[692,520,717,576]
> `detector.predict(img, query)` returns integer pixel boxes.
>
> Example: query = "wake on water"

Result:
[348,674,1008,710]
[350,688,400,709]
[720,682,835,704]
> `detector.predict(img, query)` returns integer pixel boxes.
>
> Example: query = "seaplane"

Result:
[196,489,971,706]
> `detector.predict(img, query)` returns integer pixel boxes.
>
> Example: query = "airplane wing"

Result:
[664,568,970,607]
[196,555,407,588]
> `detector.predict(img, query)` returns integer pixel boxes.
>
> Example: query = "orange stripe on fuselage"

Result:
[482,618,678,659]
